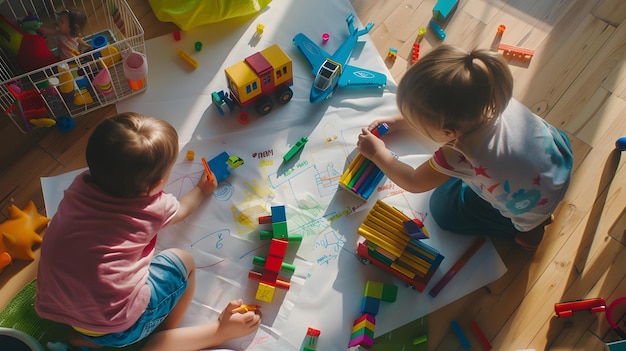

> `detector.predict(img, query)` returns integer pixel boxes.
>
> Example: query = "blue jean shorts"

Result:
[81,249,189,347]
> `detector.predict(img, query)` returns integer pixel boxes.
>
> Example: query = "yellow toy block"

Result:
[352,318,376,333]
[255,282,275,302]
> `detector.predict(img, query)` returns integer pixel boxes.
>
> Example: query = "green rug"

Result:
[371,316,429,351]
[0,279,143,351]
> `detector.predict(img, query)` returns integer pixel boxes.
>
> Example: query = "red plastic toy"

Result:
[554,297,606,318]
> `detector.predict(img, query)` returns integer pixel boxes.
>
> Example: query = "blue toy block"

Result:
[207,151,231,182]
[361,296,380,316]
[433,0,459,23]
[271,205,287,222]
[429,19,447,40]
[403,219,428,239]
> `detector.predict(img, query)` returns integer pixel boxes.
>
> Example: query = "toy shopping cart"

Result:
[0,0,146,133]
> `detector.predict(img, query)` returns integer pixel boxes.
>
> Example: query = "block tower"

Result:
[248,205,302,302]
[348,281,398,349]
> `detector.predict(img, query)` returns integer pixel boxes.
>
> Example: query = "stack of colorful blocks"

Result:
[348,281,398,349]
[248,205,302,302]
[302,327,321,351]
[355,200,444,292]
[339,123,389,200]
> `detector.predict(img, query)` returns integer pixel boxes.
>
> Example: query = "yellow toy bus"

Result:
[212,44,293,116]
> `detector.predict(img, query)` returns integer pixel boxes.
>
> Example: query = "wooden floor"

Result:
[1,0,625,350]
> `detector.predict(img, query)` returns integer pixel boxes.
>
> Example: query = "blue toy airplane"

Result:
[293,13,387,104]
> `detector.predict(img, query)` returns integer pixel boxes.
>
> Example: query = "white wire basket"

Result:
[0,0,146,133]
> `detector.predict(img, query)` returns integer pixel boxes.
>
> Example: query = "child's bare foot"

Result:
[515,215,554,250]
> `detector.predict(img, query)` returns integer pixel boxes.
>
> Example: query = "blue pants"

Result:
[81,249,189,347]
[429,178,520,238]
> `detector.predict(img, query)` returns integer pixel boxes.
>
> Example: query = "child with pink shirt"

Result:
[36,113,261,350]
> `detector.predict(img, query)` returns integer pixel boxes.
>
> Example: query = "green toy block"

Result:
[381,284,398,302]
[272,221,288,238]
[288,234,303,242]
[365,281,384,299]
[351,325,375,339]
[260,230,273,240]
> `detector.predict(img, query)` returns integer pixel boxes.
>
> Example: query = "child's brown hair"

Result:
[58,7,87,37]
[397,45,514,133]
[86,113,179,198]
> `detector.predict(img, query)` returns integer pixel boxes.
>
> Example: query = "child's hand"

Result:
[197,171,218,195]
[217,299,262,340]
[367,116,407,134]
[358,128,387,161]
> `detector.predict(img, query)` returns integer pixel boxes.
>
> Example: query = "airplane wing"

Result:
[338,65,387,88]
[293,33,332,76]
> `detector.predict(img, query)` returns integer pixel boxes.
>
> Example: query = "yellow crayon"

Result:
[407,241,437,261]
[177,48,198,69]
[366,217,408,248]
[398,252,430,274]
[368,213,408,239]
[340,154,361,184]
[231,304,261,313]
[390,262,416,279]
[361,221,406,250]
[358,226,403,257]
[340,153,366,186]
[369,210,406,233]
[375,200,411,223]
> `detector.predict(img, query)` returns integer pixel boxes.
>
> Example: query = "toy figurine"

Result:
[0,201,50,270]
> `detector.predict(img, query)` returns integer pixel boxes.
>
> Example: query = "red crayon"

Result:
[429,237,486,297]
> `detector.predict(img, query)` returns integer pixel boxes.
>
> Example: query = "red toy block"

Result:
[248,271,291,290]
[264,255,284,273]
[260,269,279,285]
[268,238,288,257]
[497,43,534,62]
[554,297,606,318]
[258,215,272,224]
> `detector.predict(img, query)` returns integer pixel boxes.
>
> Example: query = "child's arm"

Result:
[140,299,260,350]
[37,26,58,36]
[358,128,449,193]
[171,171,217,224]
[77,37,92,49]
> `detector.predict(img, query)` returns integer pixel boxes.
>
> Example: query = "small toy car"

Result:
[227,156,244,168]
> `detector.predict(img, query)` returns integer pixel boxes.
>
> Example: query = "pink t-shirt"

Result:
[56,32,79,59]
[35,171,180,333]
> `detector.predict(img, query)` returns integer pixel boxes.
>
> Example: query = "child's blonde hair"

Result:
[86,113,179,198]
[397,45,513,133]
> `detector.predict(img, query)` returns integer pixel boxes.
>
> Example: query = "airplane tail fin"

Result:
[346,13,374,37]
[346,13,356,35]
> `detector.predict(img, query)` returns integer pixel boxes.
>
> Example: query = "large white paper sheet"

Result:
[41,0,507,350]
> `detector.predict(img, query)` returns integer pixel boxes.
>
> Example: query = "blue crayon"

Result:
[361,168,386,199]
[451,320,470,349]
